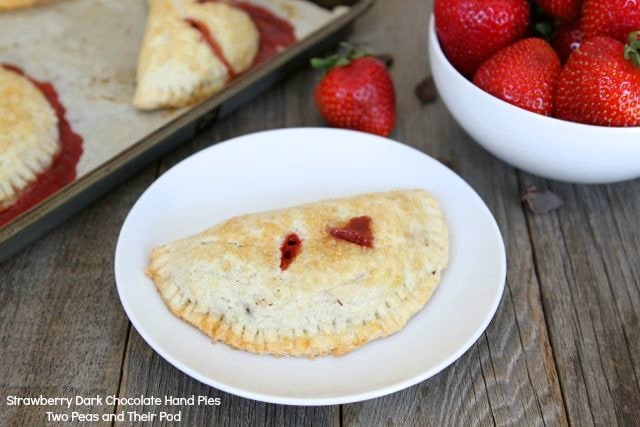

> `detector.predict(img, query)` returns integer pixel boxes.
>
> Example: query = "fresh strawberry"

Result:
[434,0,530,76]
[555,33,640,126]
[552,21,584,62]
[534,0,581,22]
[312,46,395,136]
[473,38,561,116]
[581,0,640,43]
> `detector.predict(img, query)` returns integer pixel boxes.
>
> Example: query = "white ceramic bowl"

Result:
[428,16,640,184]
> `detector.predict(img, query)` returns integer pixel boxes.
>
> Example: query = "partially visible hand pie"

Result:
[132,0,260,110]
[0,66,59,210]
[0,64,83,227]
[146,189,449,358]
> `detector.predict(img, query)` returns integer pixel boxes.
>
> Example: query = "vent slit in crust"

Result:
[146,190,449,357]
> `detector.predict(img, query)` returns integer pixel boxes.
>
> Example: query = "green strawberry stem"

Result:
[535,21,557,39]
[624,31,640,68]
[530,3,558,41]
[311,42,373,71]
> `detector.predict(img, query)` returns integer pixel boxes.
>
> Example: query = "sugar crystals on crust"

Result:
[146,190,449,358]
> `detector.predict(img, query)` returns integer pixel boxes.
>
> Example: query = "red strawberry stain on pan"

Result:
[191,0,296,74]
[0,64,83,227]
[235,2,296,65]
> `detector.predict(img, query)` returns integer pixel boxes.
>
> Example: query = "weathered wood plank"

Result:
[333,0,566,425]
[521,176,640,426]
[115,328,339,427]
[114,77,339,426]
[0,167,156,426]
[343,143,566,426]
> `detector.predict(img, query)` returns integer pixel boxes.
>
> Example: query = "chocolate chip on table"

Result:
[415,75,438,104]
[373,53,394,68]
[520,185,564,214]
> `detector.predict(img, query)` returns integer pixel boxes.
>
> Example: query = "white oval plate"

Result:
[115,128,506,405]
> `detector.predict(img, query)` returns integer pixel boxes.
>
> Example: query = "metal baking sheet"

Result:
[0,0,375,262]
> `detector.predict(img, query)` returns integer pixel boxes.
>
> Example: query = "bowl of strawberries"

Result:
[429,0,640,184]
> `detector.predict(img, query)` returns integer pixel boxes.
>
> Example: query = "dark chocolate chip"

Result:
[521,185,564,214]
[415,76,438,104]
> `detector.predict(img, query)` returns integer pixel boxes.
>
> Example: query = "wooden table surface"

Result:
[2,0,640,425]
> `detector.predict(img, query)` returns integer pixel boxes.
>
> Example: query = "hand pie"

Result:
[146,190,449,358]
[0,66,59,210]
[132,0,259,110]
[0,0,56,12]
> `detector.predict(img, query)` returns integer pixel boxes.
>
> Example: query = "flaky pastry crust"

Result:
[147,190,449,358]
[133,0,259,109]
[0,66,59,209]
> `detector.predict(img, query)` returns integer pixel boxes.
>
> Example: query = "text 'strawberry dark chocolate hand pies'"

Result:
[132,0,260,110]
[146,190,449,358]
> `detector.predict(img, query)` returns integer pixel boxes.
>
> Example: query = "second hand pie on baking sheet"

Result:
[0,64,83,226]
[146,189,449,358]
[133,0,261,110]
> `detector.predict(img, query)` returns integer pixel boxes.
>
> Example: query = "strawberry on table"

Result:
[555,33,640,126]
[534,0,582,22]
[473,38,561,116]
[581,0,640,43]
[312,45,396,137]
[434,0,530,76]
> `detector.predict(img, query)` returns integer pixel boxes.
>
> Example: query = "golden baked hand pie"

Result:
[132,0,259,110]
[0,0,56,12]
[0,66,59,210]
[0,64,83,227]
[146,190,449,358]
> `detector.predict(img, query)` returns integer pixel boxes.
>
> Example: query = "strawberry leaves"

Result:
[313,43,396,136]
[624,31,640,68]
[311,42,372,71]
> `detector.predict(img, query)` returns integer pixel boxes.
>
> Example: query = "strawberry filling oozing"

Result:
[234,2,296,65]
[329,216,374,248]
[189,1,296,76]
[280,232,302,270]
[0,64,83,227]
[186,18,238,80]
